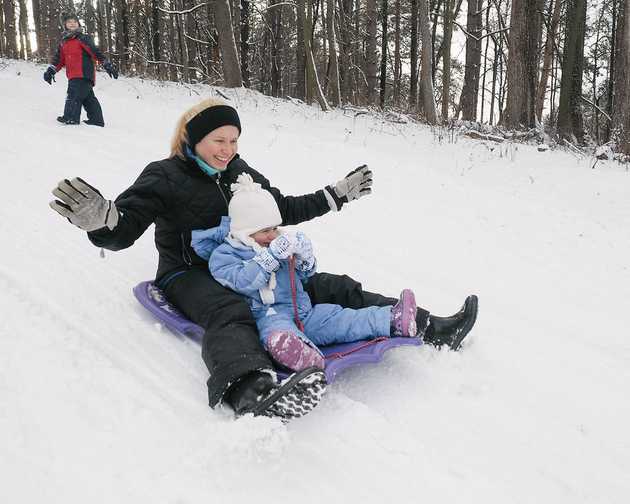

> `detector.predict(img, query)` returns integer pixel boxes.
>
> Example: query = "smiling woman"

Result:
[50,97,415,421]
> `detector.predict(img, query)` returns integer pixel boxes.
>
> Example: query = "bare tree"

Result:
[379,0,388,107]
[459,0,483,121]
[297,0,329,109]
[214,0,243,86]
[419,0,438,122]
[504,0,543,129]
[3,0,19,58]
[326,0,341,105]
[365,0,378,104]
[557,0,587,142]
[612,0,630,153]
[393,0,401,107]
[535,0,561,121]
[409,0,419,109]
[441,0,454,120]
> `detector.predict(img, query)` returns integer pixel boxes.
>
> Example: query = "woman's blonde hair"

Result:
[170,97,228,159]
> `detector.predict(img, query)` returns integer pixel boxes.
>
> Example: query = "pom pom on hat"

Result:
[228,173,282,244]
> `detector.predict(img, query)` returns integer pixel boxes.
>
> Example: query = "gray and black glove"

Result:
[43,66,56,85]
[324,164,373,211]
[49,177,119,232]
[102,61,118,79]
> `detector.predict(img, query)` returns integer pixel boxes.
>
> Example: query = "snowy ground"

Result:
[1,59,629,503]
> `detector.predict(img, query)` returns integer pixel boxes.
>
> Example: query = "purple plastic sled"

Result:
[133,281,421,383]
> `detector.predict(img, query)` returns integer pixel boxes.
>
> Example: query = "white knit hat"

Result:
[228,173,282,246]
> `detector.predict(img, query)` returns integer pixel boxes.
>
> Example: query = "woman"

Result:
[49,98,478,421]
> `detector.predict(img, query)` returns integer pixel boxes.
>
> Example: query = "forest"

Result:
[1,0,629,155]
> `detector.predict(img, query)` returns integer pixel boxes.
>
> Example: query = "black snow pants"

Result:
[164,267,430,408]
[63,78,104,125]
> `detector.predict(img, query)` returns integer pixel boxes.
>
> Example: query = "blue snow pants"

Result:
[256,303,392,349]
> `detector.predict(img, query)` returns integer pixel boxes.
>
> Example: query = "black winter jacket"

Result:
[88,154,331,283]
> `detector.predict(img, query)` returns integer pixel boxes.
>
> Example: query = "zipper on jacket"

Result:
[214,173,230,209]
[181,233,193,266]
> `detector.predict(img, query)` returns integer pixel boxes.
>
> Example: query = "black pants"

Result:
[63,78,104,125]
[164,268,429,407]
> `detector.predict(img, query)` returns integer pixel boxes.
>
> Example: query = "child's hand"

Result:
[268,235,294,260]
[293,232,314,263]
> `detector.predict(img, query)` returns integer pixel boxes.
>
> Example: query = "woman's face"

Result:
[194,125,239,171]
[250,227,280,247]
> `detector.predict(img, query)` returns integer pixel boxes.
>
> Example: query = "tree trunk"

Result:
[150,0,161,77]
[535,0,561,121]
[379,0,388,108]
[557,0,587,142]
[419,0,438,123]
[393,0,401,107]
[298,0,329,109]
[409,0,419,109]
[16,0,30,58]
[240,0,250,86]
[441,0,453,120]
[3,0,19,58]
[459,0,483,121]
[603,0,617,141]
[270,0,282,97]
[214,0,243,86]
[46,0,61,60]
[295,0,306,99]
[365,0,378,104]
[326,0,341,106]
[504,0,542,129]
[612,0,630,154]
[85,0,96,38]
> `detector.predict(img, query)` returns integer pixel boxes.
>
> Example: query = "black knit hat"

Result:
[186,105,242,148]
[61,12,80,27]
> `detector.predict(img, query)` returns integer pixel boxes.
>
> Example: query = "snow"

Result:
[1,59,630,503]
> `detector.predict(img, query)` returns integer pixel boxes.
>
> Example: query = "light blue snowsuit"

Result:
[191,219,392,350]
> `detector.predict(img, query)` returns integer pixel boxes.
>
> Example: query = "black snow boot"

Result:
[57,116,79,125]
[83,119,104,127]
[422,295,478,351]
[225,367,327,422]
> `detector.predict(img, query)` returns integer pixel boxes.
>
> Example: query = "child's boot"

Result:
[266,330,325,372]
[423,295,478,350]
[390,289,418,337]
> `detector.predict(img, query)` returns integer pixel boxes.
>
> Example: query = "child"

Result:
[192,173,419,373]
[43,13,118,126]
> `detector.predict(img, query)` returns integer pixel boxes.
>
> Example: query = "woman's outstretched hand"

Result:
[50,177,119,232]
[324,164,373,211]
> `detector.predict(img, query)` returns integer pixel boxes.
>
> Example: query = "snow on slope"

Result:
[1,59,629,503]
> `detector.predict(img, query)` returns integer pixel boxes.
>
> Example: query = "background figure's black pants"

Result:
[63,78,104,125]
[164,268,430,408]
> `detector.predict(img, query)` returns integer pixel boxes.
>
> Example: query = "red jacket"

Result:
[51,31,107,84]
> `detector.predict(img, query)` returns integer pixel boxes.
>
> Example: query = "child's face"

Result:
[65,19,79,31]
[250,227,279,247]
[194,125,239,171]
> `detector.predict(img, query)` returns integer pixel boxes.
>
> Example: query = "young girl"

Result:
[43,13,118,126]
[192,173,419,372]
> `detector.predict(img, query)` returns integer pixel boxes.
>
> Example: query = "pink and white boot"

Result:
[390,289,418,337]
[266,331,326,372]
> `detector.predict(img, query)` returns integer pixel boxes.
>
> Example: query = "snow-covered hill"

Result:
[1,59,629,503]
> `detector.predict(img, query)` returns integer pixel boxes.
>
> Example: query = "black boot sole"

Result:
[450,295,478,351]
[245,367,327,421]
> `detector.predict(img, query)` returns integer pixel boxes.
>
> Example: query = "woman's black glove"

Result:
[43,66,56,85]
[324,165,373,211]
[50,178,119,232]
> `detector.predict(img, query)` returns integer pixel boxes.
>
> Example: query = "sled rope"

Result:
[288,255,305,332]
